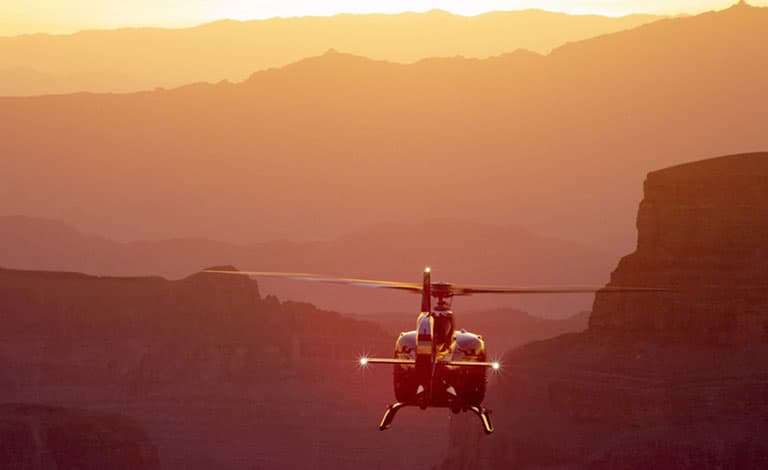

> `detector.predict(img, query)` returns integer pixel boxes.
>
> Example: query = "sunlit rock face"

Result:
[440,153,768,470]
[591,152,768,344]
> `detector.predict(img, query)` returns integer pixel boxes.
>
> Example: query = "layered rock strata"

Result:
[591,152,768,344]
[0,267,411,469]
[441,152,768,469]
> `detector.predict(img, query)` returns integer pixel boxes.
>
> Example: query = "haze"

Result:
[3,0,767,35]
[1,0,768,468]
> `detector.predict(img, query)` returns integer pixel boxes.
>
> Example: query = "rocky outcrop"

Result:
[0,265,262,342]
[0,267,411,469]
[0,403,159,469]
[591,152,768,343]
[440,152,768,469]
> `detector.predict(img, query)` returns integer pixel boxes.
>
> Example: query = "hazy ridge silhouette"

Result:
[0,9,662,95]
[4,3,767,469]
[1,4,765,257]
[0,216,611,316]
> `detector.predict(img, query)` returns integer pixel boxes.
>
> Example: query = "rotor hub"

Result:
[430,282,454,310]
[430,282,453,298]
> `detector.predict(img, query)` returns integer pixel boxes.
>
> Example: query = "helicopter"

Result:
[205,267,667,434]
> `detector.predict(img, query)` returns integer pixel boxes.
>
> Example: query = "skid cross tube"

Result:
[379,402,494,435]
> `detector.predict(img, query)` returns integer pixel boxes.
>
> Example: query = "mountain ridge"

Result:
[1,9,662,40]
[0,9,664,95]
[0,215,613,316]
[0,6,765,270]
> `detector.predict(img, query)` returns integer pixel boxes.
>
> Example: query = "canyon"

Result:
[442,152,768,468]
[0,403,159,469]
[1,152,766,467]
[0,267,404,468]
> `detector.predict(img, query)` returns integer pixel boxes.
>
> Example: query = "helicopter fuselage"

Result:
[393,309,488,410]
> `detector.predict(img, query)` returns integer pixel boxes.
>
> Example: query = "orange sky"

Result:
[1,0,764,35]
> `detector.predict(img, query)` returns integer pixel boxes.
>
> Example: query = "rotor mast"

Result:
[421,267,431,312]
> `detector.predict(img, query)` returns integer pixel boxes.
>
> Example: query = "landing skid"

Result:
[379,401,409,431]
[378,402,494,434]
[469,406,494,434]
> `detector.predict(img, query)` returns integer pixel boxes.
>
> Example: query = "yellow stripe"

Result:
[417,343,431,355]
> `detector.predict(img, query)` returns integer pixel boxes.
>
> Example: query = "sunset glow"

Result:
[0,0,766,464]
[1,0,766,35]
[201,0,766,18]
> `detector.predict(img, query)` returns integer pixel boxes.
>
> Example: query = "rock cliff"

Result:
[591,152,768,343]
[0,267,425,469]
[441,152,768,469]
[0,404,159,469]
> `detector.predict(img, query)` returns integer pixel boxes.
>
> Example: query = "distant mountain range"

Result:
[0,216,612,316]
[0,3,765,270]
[0,9,662,95]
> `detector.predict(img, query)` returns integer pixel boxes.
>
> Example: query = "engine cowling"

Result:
[394,331,418,402]
[448,330,488,406]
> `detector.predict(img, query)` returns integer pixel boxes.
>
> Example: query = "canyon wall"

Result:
[591,152,768,344]
[0,267,454,469]
[442,152,768,469]
[0,404,159,469]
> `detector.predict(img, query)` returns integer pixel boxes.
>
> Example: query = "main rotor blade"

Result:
[204,270,671,296]
[451,285,673,296]
[203,270,422,292]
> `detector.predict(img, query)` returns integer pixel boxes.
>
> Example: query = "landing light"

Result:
[360,357,369,366]
[492,362,500,370]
